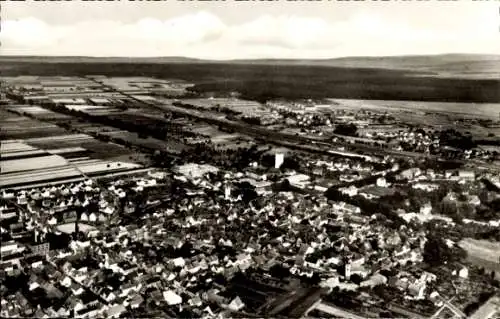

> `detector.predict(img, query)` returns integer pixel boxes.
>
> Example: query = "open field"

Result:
[459,238,500,276]
[0,110,68,139]
[7,105,71,120]
[22,134,144,163]
[102,130,187,154]
[1,135,147,189]
[23,134,96,149]
[68,123,120,135]
[331,99,500,119]
[1,155,69,174]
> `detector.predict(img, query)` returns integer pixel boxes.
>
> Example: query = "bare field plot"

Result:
[1,155,68,174]
[25,134,95,149]
[0,110,67,139]
[81,140,138,158]
[190,124,226,137]
[331,99,500,119]
[102,130,187,154]
[8,105,71,120]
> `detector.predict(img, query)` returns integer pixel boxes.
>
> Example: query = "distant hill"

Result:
[0,56,204,64]
[228,54,500,78]
[1,53,499,78]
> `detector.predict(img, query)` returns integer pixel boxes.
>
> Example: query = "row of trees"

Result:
[334,123,358,137]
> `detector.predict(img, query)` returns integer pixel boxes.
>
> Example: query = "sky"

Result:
[1,1,499,59]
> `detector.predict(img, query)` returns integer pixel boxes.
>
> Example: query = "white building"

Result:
[275,153,284,169]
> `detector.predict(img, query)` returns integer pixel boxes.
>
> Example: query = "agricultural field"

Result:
[1,155,69,174]
[0,110,67,139]
[96,77,192,97]
[101,130,187,154]
[24,134,96,149]
[124,107,167,119]
[189,123,227,137]
[68,123,120,135]
[64,104,122,116]
[1,135,148,189]
[7,105,72,120]
[331,99,500,119]
[80,140,148,163]
[21,133,145,164]
[210,134,252,150]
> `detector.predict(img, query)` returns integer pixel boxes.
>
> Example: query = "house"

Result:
[107,304,126,319]
[345,258,369,280]
[119,282,141,297]
[235,253,252,271]
[189,295,203,307]
[0,241,21,257]
[163,290,182,305]
[408,281,426,299]
[333,202,361,214]
[129,295,144,309]
[419,271,437,283]
[458,267,469,279]
[320,277,340,289]
[420,202,433,215]
[343,203,361,214]
[451,265,469,279]
[399,168,422,180]
[359,186,395,199]
[103,291,117,303]
[360,274,388,288]
[17,194,28,205]
[46,305,70,318]
[390,277,409,291]
[468,195,481,206]
[340,185,358,197]
[458,170,475,181]
[413,183,439,192]
[71,282,85,296]
[376,177,388,187]
[1,190,15,199]
[228,296,245,311]
[172,257,186,268]
[29,242,50,256]
[144,275,162,289]
[287,174,311,189]
[312,184,327,193]
[429,291,443,306]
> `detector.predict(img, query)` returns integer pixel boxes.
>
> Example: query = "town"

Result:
[1,75,500,319]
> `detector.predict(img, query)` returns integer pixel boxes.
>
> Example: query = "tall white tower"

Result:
[275,153,284,169]
[345,263,351,280]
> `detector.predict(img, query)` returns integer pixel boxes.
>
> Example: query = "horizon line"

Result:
[1,52,499,62]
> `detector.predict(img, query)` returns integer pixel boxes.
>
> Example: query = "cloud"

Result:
[229,15,331,49]
[1,12,227,56]
[1,10,499,59]
[126,12,226,44]
[1,17,69,48]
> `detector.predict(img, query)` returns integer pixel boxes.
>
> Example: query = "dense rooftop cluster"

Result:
[1,75,500,318]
